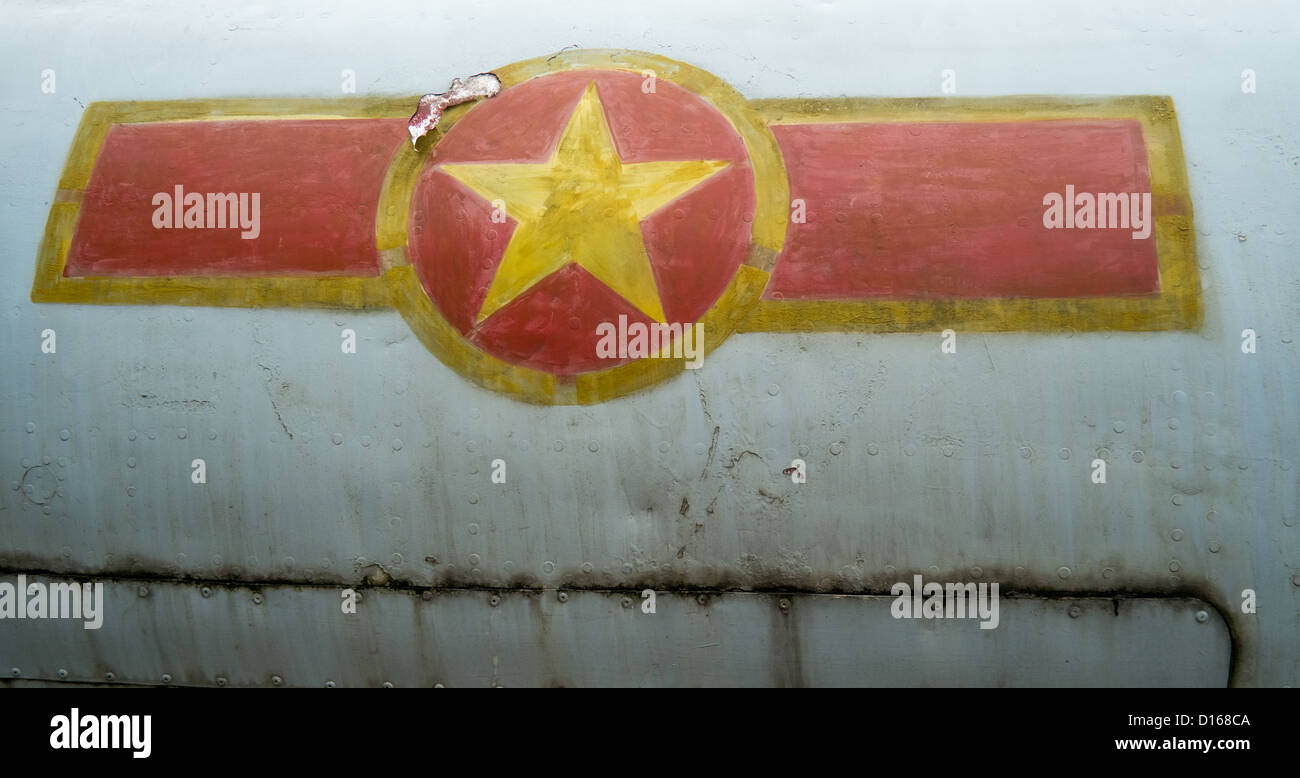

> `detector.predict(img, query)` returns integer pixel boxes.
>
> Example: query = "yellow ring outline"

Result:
[377,49,789,405]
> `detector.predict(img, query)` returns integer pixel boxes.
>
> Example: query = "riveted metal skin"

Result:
[1,5,1297,689]
[0,579,1232,687]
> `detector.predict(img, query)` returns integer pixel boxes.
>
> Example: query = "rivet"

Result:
[468,523,480,535]
[59,429,70,441]
[25,422,35,433]
[382,681,394,688]
[830,442,843,456]
[137,585,150,598]
[767,384,780,396]
[1102,567,1115,579]
[1113,421,1126,433]
[161,673,173,684]
[1172,494,1183,506]
[543,561,555,574]
[588,441,599,452]
[1058,448,1070,460]
[57,668,68,679]
[421,590,434,601]
[271,675,283,686]
[621,596,633,608]
[696,594,708,605]
[469,553,481,566]
[867,444,879,456]
[1208,540,1222,553]
[200,586,212,598]
[252,593,264,605]
[1170,528,1184,541]
[1293,574,1300,588]
[581,562,594,573]
[434,683,445,688]
[325,680,336,688]
[1169,560,1181,572]
[1195,611,1209,623]
[1057,566,1072,579]
[105,672,116,682]
[1131,450,1144,463]
[215,676,228,687]
[489,594,501,607]
[557,591,568,603]
[1068,605,1081,618]
[8,667,18,677]
[778,598,791,612]
[970,566,983,578]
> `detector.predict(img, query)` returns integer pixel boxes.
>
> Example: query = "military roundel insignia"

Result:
[32,49,1198,404]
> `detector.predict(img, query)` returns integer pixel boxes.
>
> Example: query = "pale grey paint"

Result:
[0,579,1231,688]
[0,0,1296,686]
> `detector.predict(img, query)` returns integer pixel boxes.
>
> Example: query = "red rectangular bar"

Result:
[65,118,407,277]
[765,120,1159,300]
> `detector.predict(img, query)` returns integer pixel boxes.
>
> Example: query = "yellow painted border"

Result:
[31,97,416,309]
[382,49,789,404]
[30,58,1201,405]
[736,95,1201,333]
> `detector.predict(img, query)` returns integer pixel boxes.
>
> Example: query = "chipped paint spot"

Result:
[407,72,502,146]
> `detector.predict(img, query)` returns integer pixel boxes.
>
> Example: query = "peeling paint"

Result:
[407,72,502,146]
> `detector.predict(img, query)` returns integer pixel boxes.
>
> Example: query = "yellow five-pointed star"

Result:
[439,81,730,324]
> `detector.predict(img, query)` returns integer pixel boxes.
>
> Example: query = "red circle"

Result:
[408,70,755,376]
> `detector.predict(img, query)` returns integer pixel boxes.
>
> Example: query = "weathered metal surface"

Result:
[0,579,1230,687]
[1,0,1297,686]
